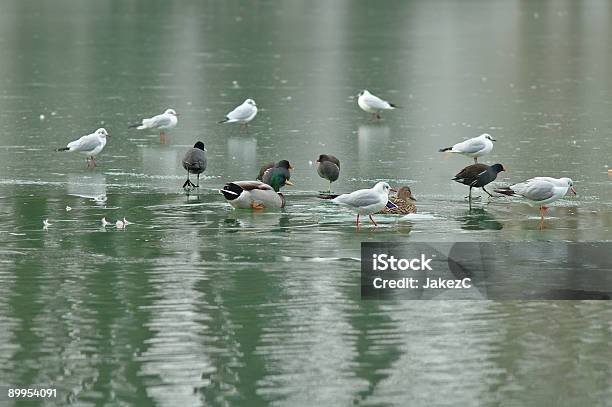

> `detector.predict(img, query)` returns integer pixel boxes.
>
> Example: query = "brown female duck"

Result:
[378,186,417,214]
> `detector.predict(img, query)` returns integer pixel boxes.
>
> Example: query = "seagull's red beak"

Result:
[390,188,398,193]
[570,186,577,195]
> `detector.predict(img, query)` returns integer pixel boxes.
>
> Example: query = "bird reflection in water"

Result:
[460,207,503,231]
[223,210,290,232]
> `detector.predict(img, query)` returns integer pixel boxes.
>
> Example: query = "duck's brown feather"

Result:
[256,162,275,180]
[378,197,417,215]
[233,180,274,191]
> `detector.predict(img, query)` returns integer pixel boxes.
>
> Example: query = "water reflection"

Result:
[223,209,290,231]
[227,137,257,178]
[459,207,504,231]
[358,125,391,163]
[140,146,182,180]
[66,173,107,204]
[1,1,612,406]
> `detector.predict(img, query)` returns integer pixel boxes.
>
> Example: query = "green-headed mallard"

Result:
[256,160,293,192]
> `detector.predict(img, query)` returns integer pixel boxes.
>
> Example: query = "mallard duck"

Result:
[379,186,417,214]
[316,154,340,192]
[182,141,207,189]
[129,108,178,144]
[357,90,397,120]
[220,181,285,209]
[256,160,294,192]
[330,181,397,227]
[439,133,496,163]
[495,177,576,227]
[453,163,506,203]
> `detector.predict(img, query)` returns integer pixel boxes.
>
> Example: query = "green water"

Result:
[1,1,611,406]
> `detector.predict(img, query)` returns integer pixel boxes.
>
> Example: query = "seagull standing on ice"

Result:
[56,128,110,168]
[330,181,397,227]
[439,133,496,164]
[357,90,397,120]
[219,99,257,132]
[129,108,179,144]
[495,177,576,228]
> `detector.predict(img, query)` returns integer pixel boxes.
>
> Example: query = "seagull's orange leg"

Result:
[356,214,360,227]
[160,131,166,144]
[538,205,549,229]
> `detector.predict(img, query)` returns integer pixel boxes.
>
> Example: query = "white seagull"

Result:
[129,108,179,144]
[357,90,397,120]
[439,133,495,163]
[57,128,110,168]
[43,219,51,230]
[219,98,257,132]
[495,177,576,227]
[101,217,110,227]
[331,181,397,227]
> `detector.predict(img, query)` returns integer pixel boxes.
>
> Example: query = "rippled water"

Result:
[1,1,611,406]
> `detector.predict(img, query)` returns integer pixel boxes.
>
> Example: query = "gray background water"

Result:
[0,1,611,406]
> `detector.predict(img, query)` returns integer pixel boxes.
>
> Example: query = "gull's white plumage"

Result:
[439,133,495,163]
[495,177,576,227]
[357,90,396,119]
[133,108,178,131]
[130,108,178,144]
[220,99,258,124]
[58,128,109,167]
[332,181,396,226]
[504,177,575,206]
[64,128,109,155]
